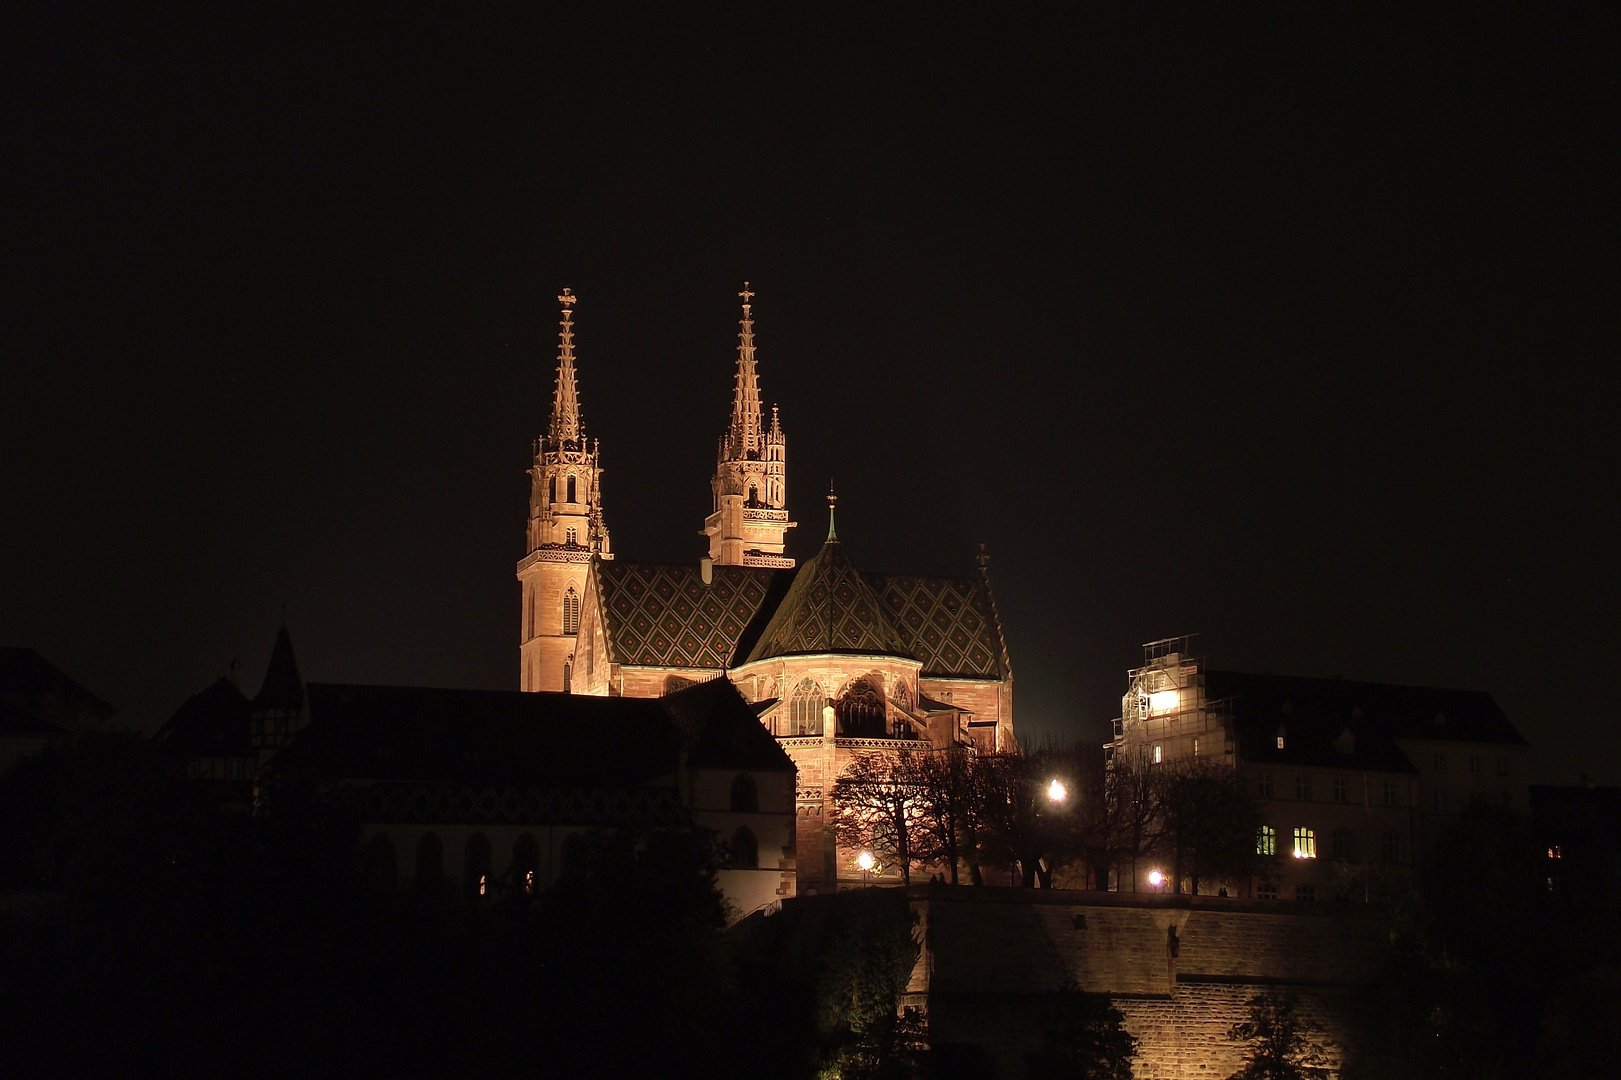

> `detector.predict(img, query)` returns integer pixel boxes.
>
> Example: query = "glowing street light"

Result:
[857,850,875,871]
[1047,778,1068,803]
[1148,869,1165,893]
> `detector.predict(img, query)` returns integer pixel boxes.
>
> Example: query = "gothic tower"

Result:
[518,289,611,693]
[704,283,795,567]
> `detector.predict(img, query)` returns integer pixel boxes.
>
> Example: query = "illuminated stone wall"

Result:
[909,885,1384,1079]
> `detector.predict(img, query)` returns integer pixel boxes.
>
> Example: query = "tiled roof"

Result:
[595,561,789,670]
[866,572,1009,680]
[1206,670,1527,771]
[154,677,255,757]
[744,540,914,664]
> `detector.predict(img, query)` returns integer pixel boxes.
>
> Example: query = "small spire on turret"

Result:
[826,485,838,542]
[549,288,582,446]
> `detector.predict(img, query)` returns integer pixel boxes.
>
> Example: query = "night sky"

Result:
[4,7,1616,783]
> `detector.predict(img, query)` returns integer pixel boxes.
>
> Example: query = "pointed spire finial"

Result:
[826,484,838,542]
[549,287,582,445]
[739,281,754,304]
[727,282,763,457]
[977,543,990,570]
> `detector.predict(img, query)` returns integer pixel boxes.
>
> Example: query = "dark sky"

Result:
[3,6,1617,783]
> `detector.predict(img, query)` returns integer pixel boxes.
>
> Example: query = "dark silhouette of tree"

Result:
[1026,980,1138,1079]
[1156,757,1259,895]
[1225,991,1331,1080]
[905,746,976,884]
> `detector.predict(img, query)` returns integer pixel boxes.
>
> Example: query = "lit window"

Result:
[1154,745,1163,764]
[1333,777,1348,803]
[1276,735,1285,749]
[789,678,825,736]
[1296,775,1312,801]
[1292,828,1317,859]
[1256,826,1277,856]
[1193,738,1200,757]
[1295,885,1316,902]
[1257,773,1273,798]
[1469,755,1482,776]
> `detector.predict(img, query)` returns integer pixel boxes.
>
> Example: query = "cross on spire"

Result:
[738,281,754,304]
[558,288,576,308]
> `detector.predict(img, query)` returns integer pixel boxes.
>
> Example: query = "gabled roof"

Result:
[657,677,795,773]
[595,561,790,670]
[0,697,65,737]
[154,677,255,757]
[866,573,1009,680]
[0,646,117,729]
[745,539,913,664]
[251,625,304,713]
[282,684,685,788]
[1206,670,1527,772]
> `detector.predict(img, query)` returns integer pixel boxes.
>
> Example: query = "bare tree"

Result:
[1156,756,1259,895]
[1100,748,1165,892]
[832,751,927,885]
[904,746,976,885]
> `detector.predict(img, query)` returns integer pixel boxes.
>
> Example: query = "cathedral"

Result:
[516,286,1016,893]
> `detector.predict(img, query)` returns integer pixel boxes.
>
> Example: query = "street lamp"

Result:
[1148,869,1165,893]
[857,850,874,884]
[1047,778,1067,803]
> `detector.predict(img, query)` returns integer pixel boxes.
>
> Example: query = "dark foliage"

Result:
[1025,981,1138,1079]
[1225,992,1330,1080]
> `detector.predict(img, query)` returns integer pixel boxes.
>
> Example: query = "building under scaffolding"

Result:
[1109,636,1235,767]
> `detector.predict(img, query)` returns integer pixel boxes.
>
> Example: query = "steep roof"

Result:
[744,539,913,664]
[595,561,790,670]
[0,646,117,729]
[657,677,795,773]
[1205,670,1527,771]
[283,684,684,788]
[866,572,1009,680]
[251,625,304,712]
[154,677,255,757]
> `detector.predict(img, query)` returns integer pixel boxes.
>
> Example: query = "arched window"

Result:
[415,832,444,893]
[548,475,556,503]
[562,659,572,693]
[512,834,540,896]
[561,832,588,873]
[566,475,577,503]
[730,773,759,813]
[565,526,578,546]
[363,833,397,891]
[465,833,492,898]
[731,826,759,869]
[562,586,580,634]
[835,677,887,739]
[748,483,759,506]
[789,679,824,737]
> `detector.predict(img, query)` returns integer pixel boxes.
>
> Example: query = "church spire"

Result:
[726,282,763,459]
[549,288,582,446]
[705,282,794,567]
[826,486,838,542]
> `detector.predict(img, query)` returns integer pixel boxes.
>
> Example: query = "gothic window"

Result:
[512,834,540,895]
[1291,827,1317,859]
[562,586,580,634]
[748,483,759,506]
[464,833,491,899]
[563,659,572,693]
[789,679,825,737]
[363,834,397,891]
[561,832,587,873]
[565,526,578,546]
[415,832,444,893]
[835,678,887,739]
[548,475,556,503]
[1256,826,1277,856]
[731,773,759,813]
[730,826,759,869]
[567,475,578,503]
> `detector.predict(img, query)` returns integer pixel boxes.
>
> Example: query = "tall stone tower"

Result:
[704,283,796,568]
[518,288,611,693]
